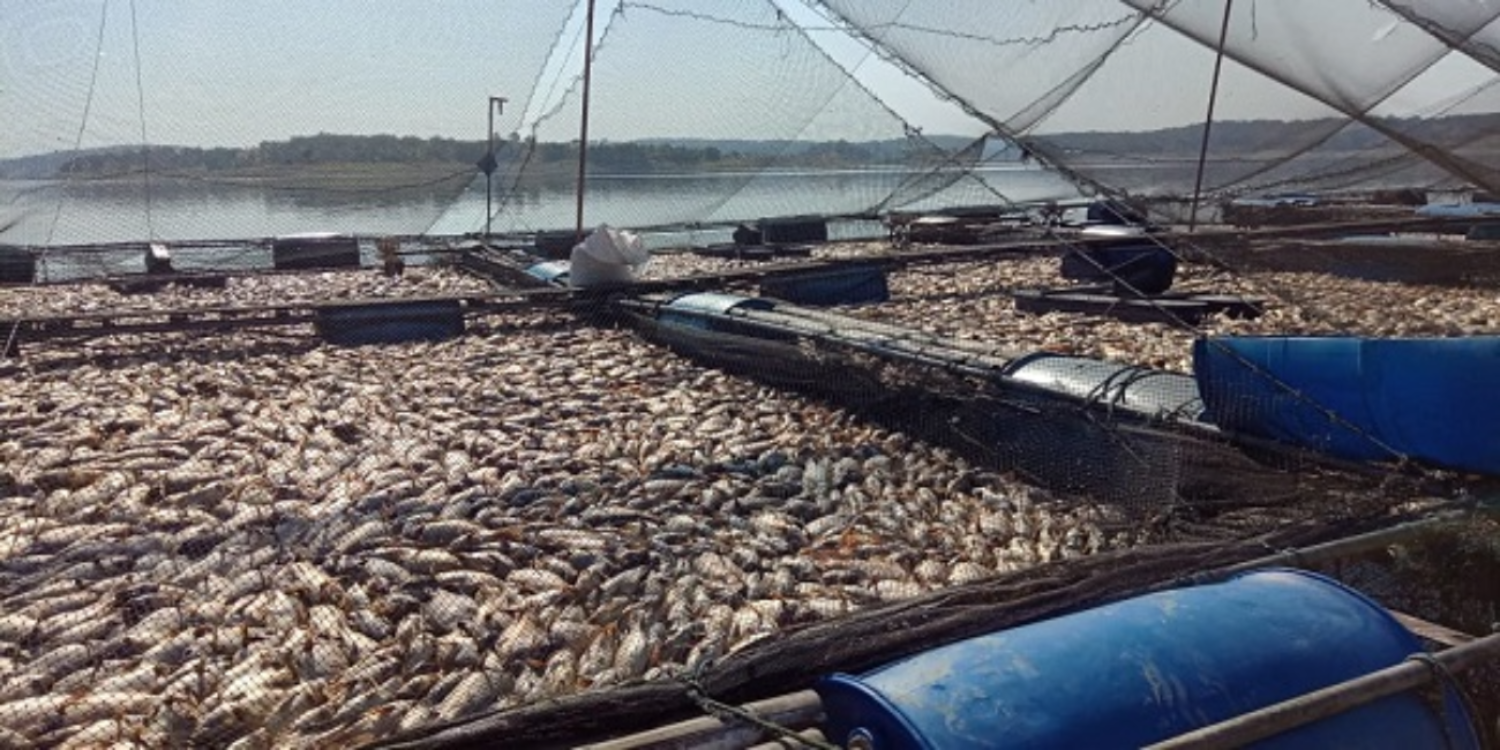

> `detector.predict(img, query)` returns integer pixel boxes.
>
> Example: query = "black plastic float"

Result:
[271,233,362,270]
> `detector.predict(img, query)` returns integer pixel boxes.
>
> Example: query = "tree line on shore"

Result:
[38,133,965,178]
[20,112,1499,179]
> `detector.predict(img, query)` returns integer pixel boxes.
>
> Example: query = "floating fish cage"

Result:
[8,222,1500,750]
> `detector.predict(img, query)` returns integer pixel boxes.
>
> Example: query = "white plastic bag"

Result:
[568,225,649,287]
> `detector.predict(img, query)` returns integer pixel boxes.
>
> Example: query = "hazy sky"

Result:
[2,0,1497,158]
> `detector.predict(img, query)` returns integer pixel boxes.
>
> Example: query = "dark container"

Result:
[817,568,1480,750]
[760,216,828,245]
[1060,237,1177,295]
[315,299,464,346]
[534,230,581,260]
[732,223,763,246]
[1085,198,1148,225]
[760,265,888,306]
[0,246,36,284]
[271,233,361,270]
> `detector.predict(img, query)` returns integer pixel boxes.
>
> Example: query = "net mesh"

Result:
[1,1,1498,747]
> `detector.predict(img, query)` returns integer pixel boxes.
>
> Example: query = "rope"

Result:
[679,670,839,750]
[1402,652,1468,750]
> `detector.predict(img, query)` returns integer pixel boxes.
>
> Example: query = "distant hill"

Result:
[0,133,1007,180]
[7,114,1498,179]
[1035,113,1500,159]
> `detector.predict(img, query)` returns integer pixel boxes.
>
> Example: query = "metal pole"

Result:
[484,96,506,247]
[575,0,598,245]
[486,103,494,246]
[1188,0,1234,232]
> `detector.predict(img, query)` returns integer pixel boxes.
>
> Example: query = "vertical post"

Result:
[484,96,506,247]
[1189,0,1234,232]
[575,0,598,244]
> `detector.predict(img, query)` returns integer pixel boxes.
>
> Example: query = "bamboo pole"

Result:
[1205,510,1466,580]
[1146,632,1500,750]
[1388,609,1477,648]
[746,728,831,750]
[577,689,823,750]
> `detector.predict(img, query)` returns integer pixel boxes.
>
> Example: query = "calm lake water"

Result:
[3,163,1214,280]
[2,165,1086,246]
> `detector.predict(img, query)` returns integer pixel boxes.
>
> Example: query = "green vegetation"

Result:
[34,132,969,180]
[12,112,1500,181]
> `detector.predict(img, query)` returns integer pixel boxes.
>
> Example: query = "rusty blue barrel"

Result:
[817,569,1479,749]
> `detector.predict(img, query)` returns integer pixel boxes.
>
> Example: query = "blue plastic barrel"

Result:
[817,569,1479,750]
[1193,336,1500,475]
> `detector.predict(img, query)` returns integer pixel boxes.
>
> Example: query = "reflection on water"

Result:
[1,165,1080,247]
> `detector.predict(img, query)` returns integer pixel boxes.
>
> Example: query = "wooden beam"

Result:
[746,728,831,750]
[1388,609,1477,648]
[577,690,823,750]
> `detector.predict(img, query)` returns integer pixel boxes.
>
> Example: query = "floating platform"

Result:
[106,273,230,295]
[1194,236,1500,287]
[758,264,888,306]
[692,243,815,262]
[1013,286,1264,325]
[315,298,465,346]
[0,289,570,355]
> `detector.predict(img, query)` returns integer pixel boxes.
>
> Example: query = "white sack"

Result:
[568,225,649,287]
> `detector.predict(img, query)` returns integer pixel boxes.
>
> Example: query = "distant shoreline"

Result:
[0,160,1047,191]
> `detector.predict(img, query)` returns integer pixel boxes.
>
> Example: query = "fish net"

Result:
[817,0,1500,210]
[1,2,1499,748]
